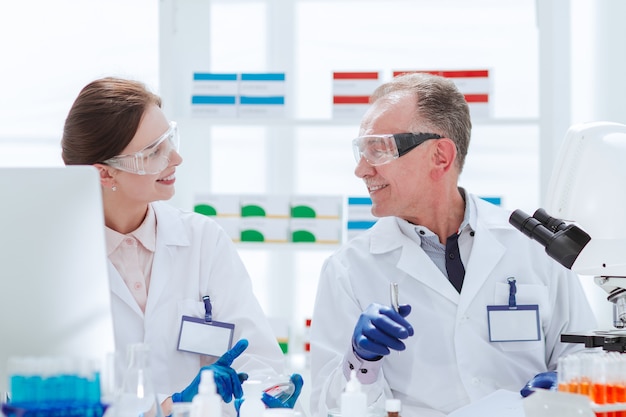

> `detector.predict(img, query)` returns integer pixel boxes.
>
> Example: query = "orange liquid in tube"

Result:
[592,382,607,403]
[592,382,608,417]
[569,381,581,394]
[616,384,626,417]
[606,384,617,417]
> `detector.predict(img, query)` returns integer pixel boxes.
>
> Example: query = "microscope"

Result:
[509,121,626,352]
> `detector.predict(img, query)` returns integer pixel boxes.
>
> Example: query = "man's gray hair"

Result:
[370,72,472,171]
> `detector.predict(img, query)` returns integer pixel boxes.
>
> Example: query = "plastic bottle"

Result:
[191,369,221,417]
[240,380,266,417]
[341,370,366,417]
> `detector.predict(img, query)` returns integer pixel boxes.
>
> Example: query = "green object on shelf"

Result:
[241,230,265,242]
[194,204,217,216]
[278,340,289,354]
[292,230,316,243]
[291,205,316,218]
[241,205,266,217]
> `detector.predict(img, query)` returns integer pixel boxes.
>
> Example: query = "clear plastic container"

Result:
[260,375,296,403]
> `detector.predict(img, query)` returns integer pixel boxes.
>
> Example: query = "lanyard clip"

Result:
[203,295,213,322]
[507,277,517,308]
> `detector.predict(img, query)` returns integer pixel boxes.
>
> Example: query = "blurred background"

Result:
[1,0,623,367]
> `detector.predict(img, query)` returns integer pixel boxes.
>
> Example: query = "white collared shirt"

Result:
[105,205,156,312]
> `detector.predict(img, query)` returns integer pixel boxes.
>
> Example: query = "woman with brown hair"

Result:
[62,77,302,416]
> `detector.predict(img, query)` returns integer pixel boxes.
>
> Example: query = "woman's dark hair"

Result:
[61,77,162,165]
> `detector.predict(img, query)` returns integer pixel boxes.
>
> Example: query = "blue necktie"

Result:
[445,233,465,293]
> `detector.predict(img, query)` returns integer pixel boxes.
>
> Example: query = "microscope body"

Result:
[509,121,626,351]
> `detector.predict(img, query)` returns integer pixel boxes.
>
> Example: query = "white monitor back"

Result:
[0,166,114,394]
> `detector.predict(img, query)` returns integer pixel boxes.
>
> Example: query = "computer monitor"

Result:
[0,166,114,395]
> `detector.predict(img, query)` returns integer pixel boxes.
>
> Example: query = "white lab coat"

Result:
[107,201,284,413]
[310,194,598,417]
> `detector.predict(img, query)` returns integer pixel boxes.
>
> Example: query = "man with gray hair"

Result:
[309,72,596,417]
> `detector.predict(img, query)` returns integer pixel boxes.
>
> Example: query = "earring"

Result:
[112,185,117,192]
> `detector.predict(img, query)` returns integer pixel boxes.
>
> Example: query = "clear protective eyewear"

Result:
[104,121,180,175]
[352,132,442,166]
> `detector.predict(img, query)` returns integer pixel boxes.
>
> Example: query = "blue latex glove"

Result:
[172,339,249,403]
[262,373,304,408]
[520,371,558,397]
[352,303,414,360]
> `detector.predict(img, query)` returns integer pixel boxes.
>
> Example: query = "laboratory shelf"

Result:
[235,242,340,252]
[185,117,539,127]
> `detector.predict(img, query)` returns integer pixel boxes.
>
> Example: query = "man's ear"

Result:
[94,163,116,188]
[431,138,457,179]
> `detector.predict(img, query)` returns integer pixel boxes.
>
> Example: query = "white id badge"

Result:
[487,305,541,342]
[177,315,235,357]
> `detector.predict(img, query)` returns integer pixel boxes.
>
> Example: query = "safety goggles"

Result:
[104,121,180,175]
[352,132,442,166]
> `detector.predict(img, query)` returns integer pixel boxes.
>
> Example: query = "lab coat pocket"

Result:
[177,299,206,319]
[175,299,206,354]
[494,339,543,352]
[175,299,208,365]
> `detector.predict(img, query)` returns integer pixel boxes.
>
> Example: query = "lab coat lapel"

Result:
[456,207,506,314]
[371,217,460,303]
[144,202,190,316]
[398,245,460,303]
[107,261,143,318]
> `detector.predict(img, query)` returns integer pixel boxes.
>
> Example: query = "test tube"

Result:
[606,352,619,417]
[579,352,596,398]
[558,355,580,393]
[592,353,608,417]
[617,354,626,417]
[390,283,399,313]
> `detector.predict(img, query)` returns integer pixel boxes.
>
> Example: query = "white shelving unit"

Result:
[158,0,546,370]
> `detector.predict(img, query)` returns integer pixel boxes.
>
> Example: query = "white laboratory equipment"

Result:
[0,166,114,415]
[509,121,626,348]
[509,121,626,414]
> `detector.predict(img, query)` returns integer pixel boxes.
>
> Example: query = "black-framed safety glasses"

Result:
[352,132,443,166]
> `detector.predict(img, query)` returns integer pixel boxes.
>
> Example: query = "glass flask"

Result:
[113,343,163,417]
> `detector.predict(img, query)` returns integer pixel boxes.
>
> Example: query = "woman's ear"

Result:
[431,138,458,179]
[94,163,116,189]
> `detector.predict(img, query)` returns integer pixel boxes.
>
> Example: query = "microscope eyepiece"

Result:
[533,208,568,233]
[509,209,553,247]
[509,208,591,270]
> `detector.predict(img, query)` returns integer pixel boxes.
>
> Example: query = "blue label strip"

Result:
[192,96,237,105]
[193,73,238,81]
[240,96,285,105]
[241,73,285,81]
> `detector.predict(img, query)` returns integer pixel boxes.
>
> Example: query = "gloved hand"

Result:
[262,373,304,408]
[520,371,558,397]
[352,303,414,360]
[172,339,249,403]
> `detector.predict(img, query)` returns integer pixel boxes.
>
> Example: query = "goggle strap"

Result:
[394,133,442,156]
